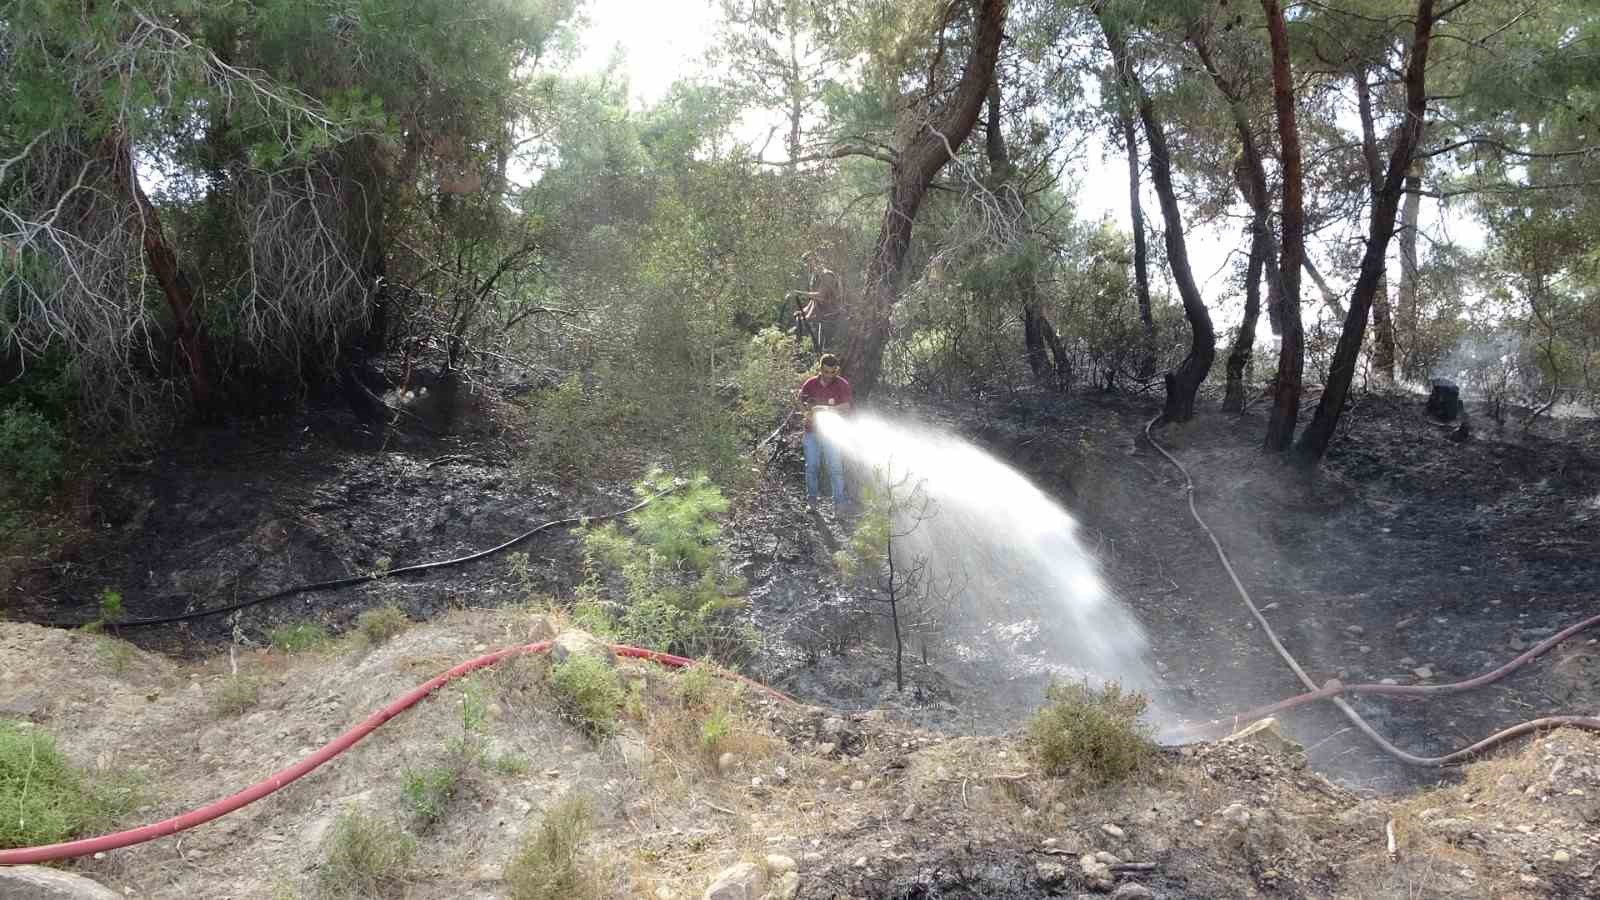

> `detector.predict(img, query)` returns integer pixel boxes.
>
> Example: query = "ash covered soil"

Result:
[3,382,1599,897]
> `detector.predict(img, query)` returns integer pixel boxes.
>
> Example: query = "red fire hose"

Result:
[0,642,798,866]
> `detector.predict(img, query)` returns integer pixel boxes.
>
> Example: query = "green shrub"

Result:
[503,794,601,900]
[269,621,331,652]
[492,753,531,776]
[1025,680,1155,785]
[318,812,416,898]
[736,327,804,432]
[676,664,715,707]
[699,707,731,754]
[575,470,754,661]
[355,605,409,646]
[0,401,66,500]
[211,675,263,718]
[521,375,639,483]
[549,655,624,738]
[0,721,135,849]
[401,766,458,826]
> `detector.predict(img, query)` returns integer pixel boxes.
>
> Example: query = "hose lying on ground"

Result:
[41,491,672,631]
[1143,415,1600,765]
[0,641,798,866]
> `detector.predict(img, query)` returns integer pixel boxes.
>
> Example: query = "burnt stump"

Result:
[1427,379,1462,421]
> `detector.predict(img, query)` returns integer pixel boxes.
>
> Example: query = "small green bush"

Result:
[1025,680,1155,785]
[318,812,416,899]
[0,401,66,500]
[503,794,601,900]
[269,621,331,652]
[676,664,715,707]
[211,675,263,718]
[0,721,134,849]
[355,605,409,646]
[735,326,804,433]
[699,707,731,753]
[401,766,458,826]
[549,655,624,738]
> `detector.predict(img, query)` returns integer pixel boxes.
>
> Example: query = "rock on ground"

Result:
[704,861,766,900]
[0,866,123,900]
[550,628,617,667]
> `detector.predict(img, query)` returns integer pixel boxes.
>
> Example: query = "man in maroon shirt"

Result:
[797,353,852,511]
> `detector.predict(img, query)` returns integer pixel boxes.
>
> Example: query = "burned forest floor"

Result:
[2,375,1599,899]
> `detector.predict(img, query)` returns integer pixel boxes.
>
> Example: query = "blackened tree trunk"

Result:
[844,0,1008,400]
[1108,62,1156,376]
[1260,0,1306,452]
[1356,71,1399,381]
[1190,34,1278,413]
[1297,0,1438,464]
[1095,7,1213,422]
[1396,158,1424,376]
[1224,220,1268,412]
[108,134,215,417]
[987,81,1066,390]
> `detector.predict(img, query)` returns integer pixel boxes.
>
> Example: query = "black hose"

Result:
[40,491,668,630]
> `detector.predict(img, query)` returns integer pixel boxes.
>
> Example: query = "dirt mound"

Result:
[4,614,1597,899]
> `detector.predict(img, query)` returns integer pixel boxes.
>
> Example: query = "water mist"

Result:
[814,410,1152,690]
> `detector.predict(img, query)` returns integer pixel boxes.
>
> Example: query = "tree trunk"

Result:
[1190,34,1277,414]
[1356,70,1399,381]
[1260,0,1305,452]
[1096,7,1213,422]
[1302,255,1347,320]
[107,134,215,416]
[844,0,1008,400]
[1224,218,1267,412]
[1396,158,1424,377]
[1297,0,1438,464]
[1107,19,1156,375]
[987,81,1064,390]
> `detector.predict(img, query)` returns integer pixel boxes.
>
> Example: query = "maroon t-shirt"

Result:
[799,374,852,432]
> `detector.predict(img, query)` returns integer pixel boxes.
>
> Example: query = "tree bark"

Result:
[844,0,1008,400]
[1224,215,1268,412]
[107,134,215,416]
[1096,6,1213,422]
[1189,34,1277,413]
[1302,255,1347,320]
[1296,0,1437,464]
[987,81,1065,390]
[1106,16,1156,376]
[1396,157,1424,377]
[1260,0,1305,452]
[1356,70,1399,381]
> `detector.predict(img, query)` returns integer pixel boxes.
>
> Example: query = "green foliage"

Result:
[699,707,732,753]
[355,605,409,646]
[1025,680,1155,786]
[98,589,124,623]
[0,721,136,849]
[549,655,624,738]
[503,794,601,900]
[0,402,66,500]
[492,753,531,777]
[737,326,805,431]
[522,376,633,483]
[318,812,416,899]
[211,675,264,718]
[269,622,331,653]
[675,663,716,708]
[401,766,458,826]
[575,470,754,661]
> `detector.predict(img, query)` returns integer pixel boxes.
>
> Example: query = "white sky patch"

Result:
[573,0,720,107]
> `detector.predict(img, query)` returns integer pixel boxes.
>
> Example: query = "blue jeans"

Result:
[803,430,846,502]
